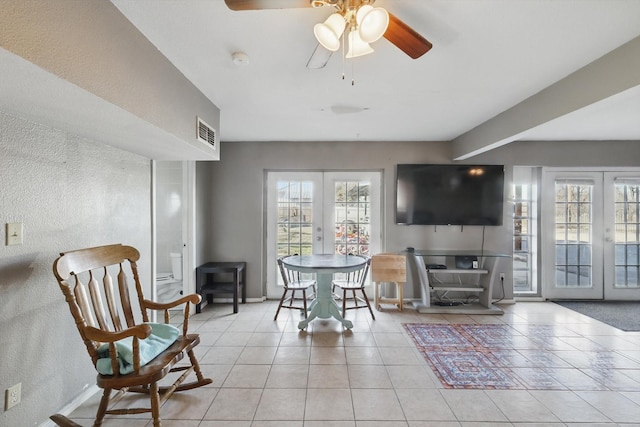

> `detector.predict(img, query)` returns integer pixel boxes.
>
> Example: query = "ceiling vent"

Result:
[197,117,216,149]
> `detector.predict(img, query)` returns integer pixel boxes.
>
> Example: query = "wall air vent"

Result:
[197,117,216,149]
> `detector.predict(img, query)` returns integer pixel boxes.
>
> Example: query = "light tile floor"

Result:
[68,301,640,426]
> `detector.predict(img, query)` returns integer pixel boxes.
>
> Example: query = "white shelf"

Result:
[430,286,483,292]
[408,251,506,315]
[427,269,488,274]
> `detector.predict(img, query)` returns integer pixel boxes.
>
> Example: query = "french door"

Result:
[265,171,381,299]
[542,169,640,300]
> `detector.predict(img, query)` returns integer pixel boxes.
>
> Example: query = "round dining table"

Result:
[282,254,367,330]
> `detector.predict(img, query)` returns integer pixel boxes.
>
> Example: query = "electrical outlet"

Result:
[5,383,21,411]
[499,273,505,280]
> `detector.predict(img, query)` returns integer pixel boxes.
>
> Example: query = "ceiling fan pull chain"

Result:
[351,60,355,86]
[341,28,346,80]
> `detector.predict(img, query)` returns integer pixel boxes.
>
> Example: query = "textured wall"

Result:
[0,111,151,426]
[1,0,220,161]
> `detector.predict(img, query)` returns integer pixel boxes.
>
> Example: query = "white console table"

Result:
[407,250,509,314]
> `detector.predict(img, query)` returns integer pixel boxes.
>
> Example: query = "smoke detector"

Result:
[232,52,249,66]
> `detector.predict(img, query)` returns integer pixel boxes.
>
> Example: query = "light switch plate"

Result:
[6,223,23,245]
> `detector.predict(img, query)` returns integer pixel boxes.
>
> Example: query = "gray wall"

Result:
[0,111,152,426]
[202,139,640,301]
[473,139,640,167]
[196,162,214,268]
[202,141,514,300]
[0,0,220,161]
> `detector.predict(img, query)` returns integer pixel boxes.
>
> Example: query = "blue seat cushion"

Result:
[96,323,179,375]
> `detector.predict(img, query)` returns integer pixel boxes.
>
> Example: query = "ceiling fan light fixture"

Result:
[356,5,389,43]
[346,29,373,58]
[313,13,346,52]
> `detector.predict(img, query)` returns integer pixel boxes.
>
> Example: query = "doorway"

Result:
[265,171,382,299]
[153,161,196,316]
[542,169,640,300]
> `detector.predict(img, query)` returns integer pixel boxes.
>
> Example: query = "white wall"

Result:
[0,111,152,426]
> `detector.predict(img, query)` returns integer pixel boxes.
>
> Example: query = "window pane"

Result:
[333,180,371,256]
[578,245,591,265]
[554,180,593,289]
[277,180,314,257]
[512,176,537,294]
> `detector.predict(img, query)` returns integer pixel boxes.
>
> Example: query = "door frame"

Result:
[542,169,604,299]
[542,167,640,300]
[151,160,197,316]
[603,170,640,300]
[264,170,383,299]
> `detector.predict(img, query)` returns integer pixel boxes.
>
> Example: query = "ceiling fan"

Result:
[224,0,433,68]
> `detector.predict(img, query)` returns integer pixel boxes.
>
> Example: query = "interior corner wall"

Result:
[195,161,214,267]
[0,111,152,426]
[199,140,513,302]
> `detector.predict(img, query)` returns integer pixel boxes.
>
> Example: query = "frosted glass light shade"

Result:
[313,13,346,52]
[346,29,374,58]
[356,5,389,43]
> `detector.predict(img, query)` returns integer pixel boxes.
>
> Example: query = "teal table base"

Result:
[297,272,353,330]
[282,254,365,330]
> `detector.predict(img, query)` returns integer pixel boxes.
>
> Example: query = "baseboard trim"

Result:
[198,296,265,310]
[40,385,99,427]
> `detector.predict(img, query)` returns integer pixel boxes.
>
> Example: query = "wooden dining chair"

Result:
[50,244,212,427]
[274,256,317,320]
[331,255,375,319]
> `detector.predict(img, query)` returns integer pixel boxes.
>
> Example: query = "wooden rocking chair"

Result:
[50,244,212,427]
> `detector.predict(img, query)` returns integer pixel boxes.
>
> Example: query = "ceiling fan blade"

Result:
[224,0,311,11]
[306,43,333,69]
[384,12,433,59]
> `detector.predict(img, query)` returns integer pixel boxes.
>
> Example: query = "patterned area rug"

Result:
[403,323,616,390]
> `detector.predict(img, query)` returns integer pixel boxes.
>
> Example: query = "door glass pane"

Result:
[554,181,593,288]
[277,180,314,256]
[614,181,640,288]
[334,180,370,256]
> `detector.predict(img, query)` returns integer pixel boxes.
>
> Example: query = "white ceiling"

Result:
[111,0,640,149]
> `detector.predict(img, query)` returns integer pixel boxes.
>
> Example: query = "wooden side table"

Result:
[372,253,406,311]
[196,262,246,313]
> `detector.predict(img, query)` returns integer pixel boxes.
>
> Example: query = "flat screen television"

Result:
[396,164,505,226]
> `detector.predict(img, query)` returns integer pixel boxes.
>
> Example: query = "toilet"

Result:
[170,252,182,280]
[156,252,183,303]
